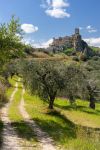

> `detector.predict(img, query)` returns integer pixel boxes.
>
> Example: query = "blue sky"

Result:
[0,0,100,47]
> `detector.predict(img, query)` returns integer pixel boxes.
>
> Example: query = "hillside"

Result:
[22,29,100,61]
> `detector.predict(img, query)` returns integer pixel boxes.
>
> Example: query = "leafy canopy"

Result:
[0,15,24,68]
[21,60,88,109]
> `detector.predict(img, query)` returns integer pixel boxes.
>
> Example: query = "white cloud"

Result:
[88,29,97,33]
[84,37,100,47]
[33,39,53,48]
[41,0,70,18]
[22,38,34,45]
[52,0,69,8]
[22,38,53,48]
[46,8,70,18]
[86,25,97,33]
[43,38,53,48]
[21,24,38,33]
[86,25,92,30]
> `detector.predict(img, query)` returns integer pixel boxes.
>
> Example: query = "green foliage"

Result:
[61,64,89,103]
[92,56,100,61]
[0,76,8,106]
[0,15,24,69]
[22,60,67,109]
[82,58,100,108]
[1,60,22,79]
[72,56,79,62]
[84,58,100,94]
[21,60,89,109]
[0,120,3,147]
[63,47,74,55]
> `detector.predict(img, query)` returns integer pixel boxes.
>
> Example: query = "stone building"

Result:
[48,28,90,53]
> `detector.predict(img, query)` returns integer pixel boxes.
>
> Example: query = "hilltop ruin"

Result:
[48,28,92,55]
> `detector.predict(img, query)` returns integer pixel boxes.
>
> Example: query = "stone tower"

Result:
[75,28,80,35]
[73,28,83,51]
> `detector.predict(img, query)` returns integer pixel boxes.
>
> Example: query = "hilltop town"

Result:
[48,28,93,56]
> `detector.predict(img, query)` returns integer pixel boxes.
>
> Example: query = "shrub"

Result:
[79,53,87,61]
[72,56,79,62]
[0,78,8,105]
[92,56,100,61]
[63,48,74,56]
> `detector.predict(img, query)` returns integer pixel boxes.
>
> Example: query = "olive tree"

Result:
[82,58,100,109]
[22,60,88,109]
[61,64,89,105]
[22,60,66,109]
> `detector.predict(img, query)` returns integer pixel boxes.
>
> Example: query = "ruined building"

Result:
[48,28,91,54]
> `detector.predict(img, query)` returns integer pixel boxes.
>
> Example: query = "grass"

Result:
[54,98,100,128]
[24,92,100,150]
[6,76,19,99]
[6,76,100,149]
[8,77,41,149]
[8,76,18,86]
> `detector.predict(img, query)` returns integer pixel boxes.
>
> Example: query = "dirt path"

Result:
[1,82,22,150]
[19,88,57,150]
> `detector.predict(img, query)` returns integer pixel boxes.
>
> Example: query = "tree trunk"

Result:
[49,97,54,109]
[69,96,75,105]
[89,97,95,109]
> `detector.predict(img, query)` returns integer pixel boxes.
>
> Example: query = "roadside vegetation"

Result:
[0,77,8,147]
[0,120,3,147]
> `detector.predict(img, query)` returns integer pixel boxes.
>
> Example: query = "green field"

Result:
[24,91,100,150]
[55,98,100,128]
